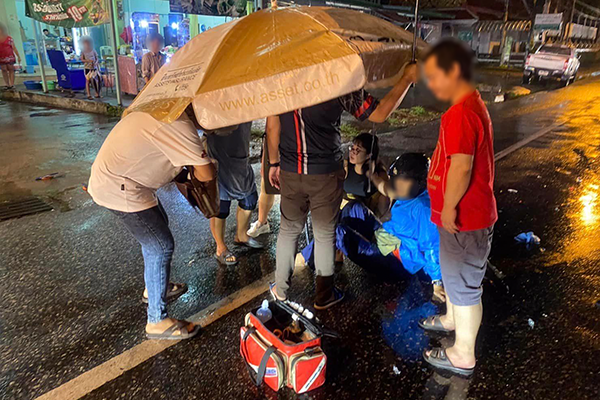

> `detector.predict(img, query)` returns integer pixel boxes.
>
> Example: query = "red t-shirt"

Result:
[427,90,497,231]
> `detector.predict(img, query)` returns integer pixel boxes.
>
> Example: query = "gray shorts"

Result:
[437,226,494,306]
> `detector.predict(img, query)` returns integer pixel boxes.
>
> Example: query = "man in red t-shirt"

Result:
[419,39,497,376]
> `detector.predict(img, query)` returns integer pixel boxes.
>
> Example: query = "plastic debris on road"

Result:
[35,172,61,181]
[515,232,541,245]
[507,188,518,193]
[392,365,401,375]
[528,318,535,329]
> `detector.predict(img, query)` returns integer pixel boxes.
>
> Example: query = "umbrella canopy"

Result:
[125,6,428,130]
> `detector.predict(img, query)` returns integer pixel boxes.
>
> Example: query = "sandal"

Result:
[146,320,200,340]
[418,315,454,334]
[234,237,265,249]
[422,347,474,376]
[87,95,93,100]
[215,250,237,265]
[142,282,188,304]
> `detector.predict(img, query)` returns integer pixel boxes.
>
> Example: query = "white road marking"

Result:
[494,122,564,162]
[34,121,564,400]
[35,273,274,400]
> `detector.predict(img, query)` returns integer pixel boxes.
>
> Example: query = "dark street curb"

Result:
[0,89,124,117]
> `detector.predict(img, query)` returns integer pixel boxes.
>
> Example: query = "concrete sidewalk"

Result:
[0,88,129,116]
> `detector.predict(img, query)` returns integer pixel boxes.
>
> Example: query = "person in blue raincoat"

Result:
[337,153,445,302]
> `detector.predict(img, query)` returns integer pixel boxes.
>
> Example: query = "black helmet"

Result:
[388,153,430,198]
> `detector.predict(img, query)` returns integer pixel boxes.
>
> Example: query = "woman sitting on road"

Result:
[296,133,389,268]
[344,153,445,302]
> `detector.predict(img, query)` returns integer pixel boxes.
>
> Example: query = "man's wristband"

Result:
[432,280,443,286]
[270,162,280,167]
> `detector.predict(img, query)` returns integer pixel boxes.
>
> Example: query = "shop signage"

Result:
[25,0,110,27]
[534,13,563,30]
[169,0,247,17]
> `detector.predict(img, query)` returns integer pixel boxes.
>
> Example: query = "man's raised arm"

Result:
[368,63,419,123]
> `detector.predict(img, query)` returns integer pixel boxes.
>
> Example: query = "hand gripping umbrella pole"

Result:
[367,0,419,193]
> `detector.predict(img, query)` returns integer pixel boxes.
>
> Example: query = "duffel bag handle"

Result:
[241,327,276,387]
[254,346,276,387]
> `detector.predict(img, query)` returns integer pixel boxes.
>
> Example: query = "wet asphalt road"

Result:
[1,78,600,400]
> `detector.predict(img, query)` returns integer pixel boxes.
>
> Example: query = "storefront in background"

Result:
[1,0,234,73]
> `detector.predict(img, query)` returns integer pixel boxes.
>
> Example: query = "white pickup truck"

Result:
[523,45,580,86]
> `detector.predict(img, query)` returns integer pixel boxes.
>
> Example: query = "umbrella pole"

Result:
[368,0,419,193]
[412,0,420,63]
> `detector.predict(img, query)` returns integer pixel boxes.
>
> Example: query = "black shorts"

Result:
[217,190,258,219]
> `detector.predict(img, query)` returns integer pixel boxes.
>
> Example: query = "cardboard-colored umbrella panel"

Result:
[125,6,428,130]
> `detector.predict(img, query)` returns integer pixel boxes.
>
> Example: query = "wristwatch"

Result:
[270,162,280,167]
[432,280,443,286]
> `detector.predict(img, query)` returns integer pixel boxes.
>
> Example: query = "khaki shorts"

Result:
[437,226,494,306]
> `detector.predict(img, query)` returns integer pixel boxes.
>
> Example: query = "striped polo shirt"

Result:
[279,90,379,175]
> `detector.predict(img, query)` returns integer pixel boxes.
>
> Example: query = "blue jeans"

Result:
[111,202,174,323]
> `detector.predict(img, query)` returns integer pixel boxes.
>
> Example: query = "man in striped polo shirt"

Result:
[267,64,418,309]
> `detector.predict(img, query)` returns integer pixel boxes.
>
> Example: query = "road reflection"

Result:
[579,183,599,227]
[421,371,471,400]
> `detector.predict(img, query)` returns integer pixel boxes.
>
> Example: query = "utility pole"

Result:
[499,0,510,65]
[525,0,538,61]
[563,0,577,42]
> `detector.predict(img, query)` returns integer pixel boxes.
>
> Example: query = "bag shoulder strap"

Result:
[241,326,276,387]
[255,346,276,386]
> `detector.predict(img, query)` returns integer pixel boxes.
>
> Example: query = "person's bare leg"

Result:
[423,290,455,330]
[335,249,343,263]
[210,217,228,256]
[444,301,482,369]
[235,207,252,243]
[85,79,91,98]
[439,293,456,330]
[258,180,275,225]
[1,66,9,87]
[7,66,15,87]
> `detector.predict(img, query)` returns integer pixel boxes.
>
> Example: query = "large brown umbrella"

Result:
[125,6,428,129]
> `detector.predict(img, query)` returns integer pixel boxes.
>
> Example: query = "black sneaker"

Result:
[314,286,345,310]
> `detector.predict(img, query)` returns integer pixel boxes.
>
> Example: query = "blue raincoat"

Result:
[381,191,441,281]
[333,191,441,281]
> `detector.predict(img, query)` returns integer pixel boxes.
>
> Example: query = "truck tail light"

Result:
[525,55,531,67]
[563,60,569,71]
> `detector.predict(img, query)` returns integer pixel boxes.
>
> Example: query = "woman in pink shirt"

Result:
[0,23,21,90]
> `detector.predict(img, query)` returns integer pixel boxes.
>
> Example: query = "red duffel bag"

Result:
[240,300,327,394]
